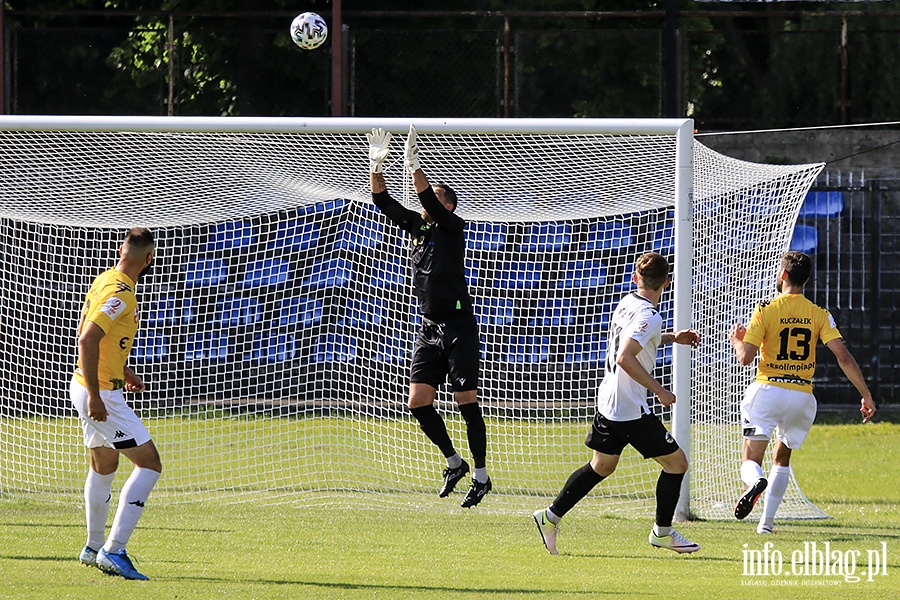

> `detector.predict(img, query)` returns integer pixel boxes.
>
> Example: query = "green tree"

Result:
[8,0,332,115]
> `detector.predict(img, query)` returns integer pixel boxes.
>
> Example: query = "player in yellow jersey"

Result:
[728,251,876,533]
[70,228,160,580]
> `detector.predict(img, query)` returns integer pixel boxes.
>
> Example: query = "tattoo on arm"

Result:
[371,172,387,194]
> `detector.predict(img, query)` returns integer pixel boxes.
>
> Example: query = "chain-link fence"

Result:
[802,184,899,409]
[350,29,502,117]
[5,9,900,126]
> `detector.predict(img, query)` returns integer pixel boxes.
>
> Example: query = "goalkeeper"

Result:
[367,125,491,508]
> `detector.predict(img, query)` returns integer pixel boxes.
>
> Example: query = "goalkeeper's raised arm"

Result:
[404,124,463,233]
[368,127,419,232]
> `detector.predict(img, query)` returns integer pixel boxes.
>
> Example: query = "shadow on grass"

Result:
[0,521,232,534]
[0,554,80,561]
[0,521,81,528]
[773,524,900,539]
[565,550,740,564]
[156,575,643,596]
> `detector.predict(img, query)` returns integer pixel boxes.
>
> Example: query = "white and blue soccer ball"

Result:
[290,12,328,50]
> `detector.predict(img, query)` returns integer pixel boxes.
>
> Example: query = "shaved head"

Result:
[119,227,155,280]
[122,227,154,258]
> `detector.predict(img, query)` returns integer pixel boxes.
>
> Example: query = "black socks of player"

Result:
[655,471,685,527]
[410,405,456,458]
[549,463,605,518]
[410,403,487,468]
[458,402,487,469]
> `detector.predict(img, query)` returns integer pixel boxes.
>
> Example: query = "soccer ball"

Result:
[290,12,328,50]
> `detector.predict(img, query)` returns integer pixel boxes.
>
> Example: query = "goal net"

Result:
[0,116,824,520]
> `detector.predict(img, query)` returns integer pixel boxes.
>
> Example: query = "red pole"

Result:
[331,0,342,116]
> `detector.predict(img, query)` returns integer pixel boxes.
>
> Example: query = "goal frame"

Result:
[0,115,696,515]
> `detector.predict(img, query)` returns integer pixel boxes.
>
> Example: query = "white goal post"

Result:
[0,116,824,520]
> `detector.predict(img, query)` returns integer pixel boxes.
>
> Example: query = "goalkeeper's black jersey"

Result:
[372,187,473,318]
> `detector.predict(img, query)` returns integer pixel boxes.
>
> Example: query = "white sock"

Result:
[545,507,561,525]
[84,469,115,550]
[474,467,488,483]
[758,465,791,530]
[446,453,462,469]
[104,467,160,553]
[740,460,765,487]
[653,524,673,537]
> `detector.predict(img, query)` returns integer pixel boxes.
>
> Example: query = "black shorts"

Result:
[584,412,680,459]
[410,313,480,392]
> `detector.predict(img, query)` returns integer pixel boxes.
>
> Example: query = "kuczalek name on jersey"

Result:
[742,293,842,392]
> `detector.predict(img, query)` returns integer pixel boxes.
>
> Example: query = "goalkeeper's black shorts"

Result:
[410,313,480,392]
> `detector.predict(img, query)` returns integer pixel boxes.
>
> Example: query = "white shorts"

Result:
[70,377,151,449]
[740,382,816,450]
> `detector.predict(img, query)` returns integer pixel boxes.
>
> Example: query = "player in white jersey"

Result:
[729,251,875,533]
[533,252,701,555]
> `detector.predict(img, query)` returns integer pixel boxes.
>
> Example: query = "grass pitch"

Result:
[1,422,898,600]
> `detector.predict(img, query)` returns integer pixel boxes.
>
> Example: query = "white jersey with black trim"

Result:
[596,292,663,421]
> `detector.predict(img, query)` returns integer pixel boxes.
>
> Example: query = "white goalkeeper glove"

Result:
[404,124,422,173]
[367,127,392,174]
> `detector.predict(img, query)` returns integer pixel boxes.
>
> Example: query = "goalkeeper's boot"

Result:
[734,477,768,520]
[461,477,492,508]
[96,548,149,581]
[532,509,559,555]
[439,460,470,497]
[649,528,701,554]
[79,545,99,567]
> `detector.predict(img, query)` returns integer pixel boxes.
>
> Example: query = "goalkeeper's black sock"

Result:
[458,402,487,469]
[410,405,456,458]
[655,471,685,528]
[549,463,605,518]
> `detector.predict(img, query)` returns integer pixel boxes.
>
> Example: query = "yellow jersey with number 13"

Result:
[742,293,842,392]
[73,269,140,391]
